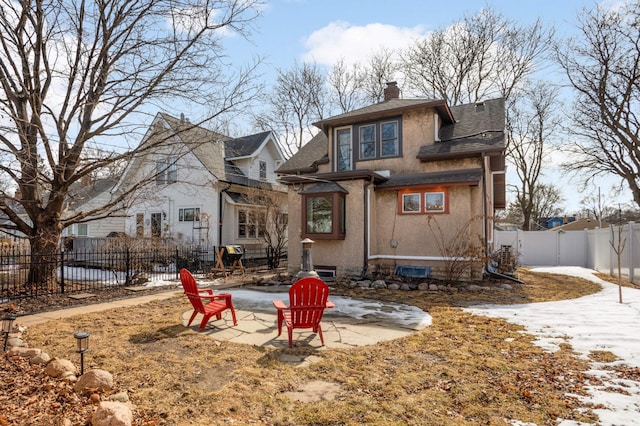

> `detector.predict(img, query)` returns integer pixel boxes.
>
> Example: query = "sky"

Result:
[218,0,630,214]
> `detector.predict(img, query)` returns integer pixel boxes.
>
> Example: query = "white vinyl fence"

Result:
[495,222,640,283]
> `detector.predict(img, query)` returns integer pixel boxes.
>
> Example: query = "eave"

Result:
[278,169,389,185]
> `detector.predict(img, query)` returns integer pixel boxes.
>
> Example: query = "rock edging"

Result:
[4,322,133,426]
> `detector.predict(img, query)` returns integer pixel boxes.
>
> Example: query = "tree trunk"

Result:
[28,228,61,291]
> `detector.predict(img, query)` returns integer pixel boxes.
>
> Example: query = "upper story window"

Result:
[381,121,399,157]
[259,160,267,180]
[336,128,352,171]
[156,157,177,185]
[336,116,401,170]
[167,157,177,183]
[359,124,376,159]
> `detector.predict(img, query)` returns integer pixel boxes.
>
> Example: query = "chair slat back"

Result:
[288,277,329,327]
[180,268,205,313]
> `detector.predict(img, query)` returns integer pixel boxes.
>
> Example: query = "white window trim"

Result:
[402,193,421,214]
[425,191,446,213]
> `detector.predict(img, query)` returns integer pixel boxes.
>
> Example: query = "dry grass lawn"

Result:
[4,269,616,425]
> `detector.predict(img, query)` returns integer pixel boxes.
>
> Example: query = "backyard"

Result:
[1,269,635,425]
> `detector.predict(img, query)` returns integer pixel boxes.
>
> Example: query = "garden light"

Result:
[74,331,90,375]
[2,315,16,351]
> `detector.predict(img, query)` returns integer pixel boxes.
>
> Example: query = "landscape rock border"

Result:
[4,323,134,426]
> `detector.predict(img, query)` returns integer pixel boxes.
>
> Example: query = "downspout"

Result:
[481,153,489,271]
[218,181,232,247]
[363,178,373,277]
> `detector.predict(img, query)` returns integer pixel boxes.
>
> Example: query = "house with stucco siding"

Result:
[277,82,505,280]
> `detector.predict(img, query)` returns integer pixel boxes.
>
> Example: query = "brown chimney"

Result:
[384,81,400,101]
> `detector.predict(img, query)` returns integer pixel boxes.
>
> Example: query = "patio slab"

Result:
[185,287,432,349]
[17,286,432,349]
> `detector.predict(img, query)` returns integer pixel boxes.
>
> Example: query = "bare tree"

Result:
[254,62,326,157]
[327,58,366,114]
[557,3,640,208]
[532,183,564,227]
[609,222,627,304]
[403,7,553,105]
[237,186,288,270]
[505,183,564,229]
[507,82,561,230]
[579,187,618,223]
[0,0,262,288]
[362,48,401,104]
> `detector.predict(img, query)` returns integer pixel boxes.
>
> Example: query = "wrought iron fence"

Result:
[0,243,287,302]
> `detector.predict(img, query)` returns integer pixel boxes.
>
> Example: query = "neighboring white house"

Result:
[61,177,126,238]
[113,113,287,249]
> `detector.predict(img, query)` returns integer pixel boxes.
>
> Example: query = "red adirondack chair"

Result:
[180,268,237,330]
[273,277,335,348]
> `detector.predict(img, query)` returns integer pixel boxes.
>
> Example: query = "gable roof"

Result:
[118,114,285,192]
[225,131,281,160]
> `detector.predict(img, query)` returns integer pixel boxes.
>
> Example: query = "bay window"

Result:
[302,191,346,240]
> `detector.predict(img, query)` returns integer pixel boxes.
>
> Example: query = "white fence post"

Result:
[610,224,615,276]
[629,222,635,283]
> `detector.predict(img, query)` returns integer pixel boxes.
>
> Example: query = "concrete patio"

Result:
[17,285,432,351]
[188,286,432,349]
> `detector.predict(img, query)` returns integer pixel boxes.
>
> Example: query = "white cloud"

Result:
[301,21,426,66]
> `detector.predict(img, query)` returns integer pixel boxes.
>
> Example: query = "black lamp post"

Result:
[74,331,90,375]
[2,315,16,351]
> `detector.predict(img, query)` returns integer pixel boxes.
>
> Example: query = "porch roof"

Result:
[375,168,483,190]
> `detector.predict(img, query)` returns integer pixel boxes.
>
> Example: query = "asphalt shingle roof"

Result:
[440,98,505,141]
[276,132,328,174]
[225,131,271,158]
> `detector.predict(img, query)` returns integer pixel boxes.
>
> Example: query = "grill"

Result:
[221,245,244,264]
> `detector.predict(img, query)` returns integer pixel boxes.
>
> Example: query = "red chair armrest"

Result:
[326,300,335,309]
[273,300,288,310]
[191,293,218,301]
[214,293,232,300]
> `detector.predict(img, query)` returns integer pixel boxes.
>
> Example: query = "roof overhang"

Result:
[375,168,483,191]
[313,100,454,133]
[279,169,388,185]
